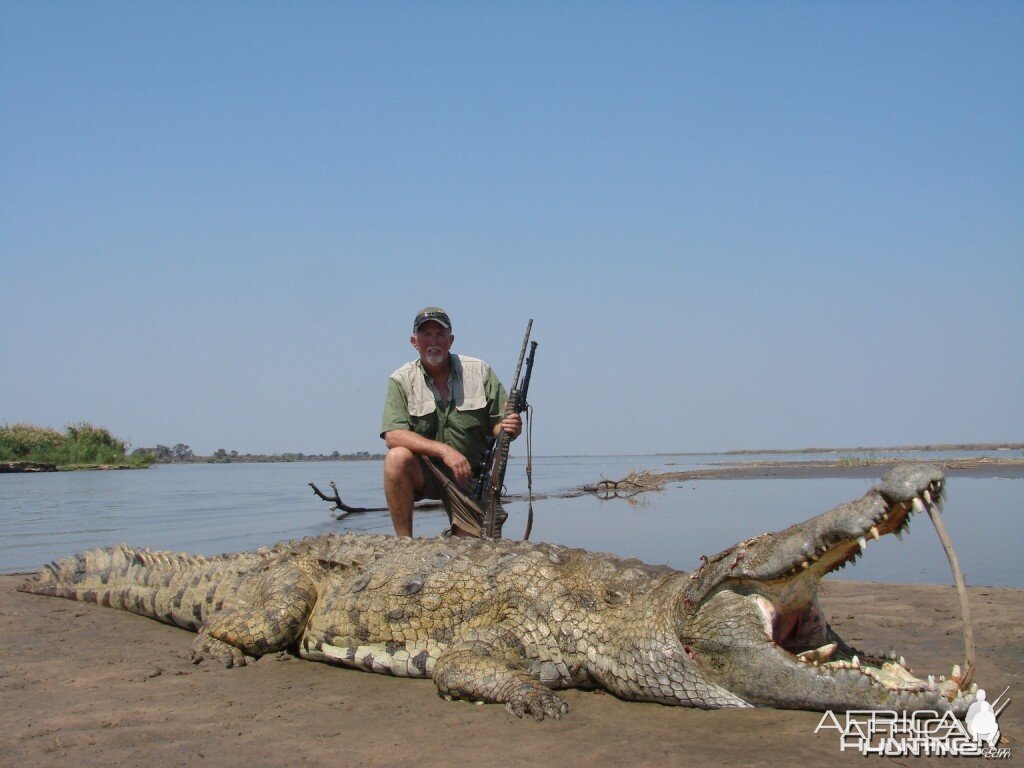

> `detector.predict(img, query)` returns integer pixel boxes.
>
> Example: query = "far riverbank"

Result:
[659,441,1024,456]
[615,455,1024,483]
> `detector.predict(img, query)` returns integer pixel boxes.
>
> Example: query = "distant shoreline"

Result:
[154,453,386,465]
[4,443,1021,474]
[573,455,1024,498]
[657,441,1024,456]
[0,461,147,473]
[0,455,386,473]
[652,456,1024,480]
[533,442,1024,459]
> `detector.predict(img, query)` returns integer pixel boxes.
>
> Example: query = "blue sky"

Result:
[2,2,1021,456]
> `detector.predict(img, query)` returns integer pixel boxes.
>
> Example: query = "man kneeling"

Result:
[380,307,521,537]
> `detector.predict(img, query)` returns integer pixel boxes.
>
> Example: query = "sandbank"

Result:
[1,575,1019,767]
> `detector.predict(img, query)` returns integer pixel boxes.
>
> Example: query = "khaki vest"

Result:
[389,355,490,417]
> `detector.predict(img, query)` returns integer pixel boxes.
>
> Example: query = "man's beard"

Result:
[424,351,446,366]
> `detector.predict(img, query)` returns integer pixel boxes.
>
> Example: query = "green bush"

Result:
[0,422,151,467]
[0,423,65,459]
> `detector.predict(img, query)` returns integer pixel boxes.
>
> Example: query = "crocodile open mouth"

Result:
[750,473,976,703]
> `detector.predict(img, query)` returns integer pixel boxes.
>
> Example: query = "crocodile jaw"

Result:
[680,465,976,713]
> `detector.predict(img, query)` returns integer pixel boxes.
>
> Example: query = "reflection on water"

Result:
[1,456,1020,587]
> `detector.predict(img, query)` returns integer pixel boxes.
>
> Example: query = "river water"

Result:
[1,453,1021,587]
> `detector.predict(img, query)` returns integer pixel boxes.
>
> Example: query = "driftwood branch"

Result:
[308,481,376,518]
[308,481,444,520]
[580,470,666,499]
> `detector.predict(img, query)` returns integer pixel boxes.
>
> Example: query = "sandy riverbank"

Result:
[575,457,1024,498]
[642,456,1024,480]
[1,574,1018,767]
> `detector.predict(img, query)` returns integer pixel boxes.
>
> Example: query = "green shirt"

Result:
[380,354,507,471]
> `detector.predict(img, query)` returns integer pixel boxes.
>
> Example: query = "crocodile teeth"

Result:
[952,664,962,682]
[798,643,837,663]
[869,526,880,540]
[856,536,867,552]
[894,530,904,542]
[923,490,933,505]
[912,497,926,514]
[852,655,861,668]
[928,675,936,688]
[800,560,810,570]
[899,656,906,667]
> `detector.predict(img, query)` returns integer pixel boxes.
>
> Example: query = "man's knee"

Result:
[384,447,421,484]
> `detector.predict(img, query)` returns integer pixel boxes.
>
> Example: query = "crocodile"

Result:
[18,463,975,720]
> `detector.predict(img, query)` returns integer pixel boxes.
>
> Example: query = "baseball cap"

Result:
[413,307,452,332]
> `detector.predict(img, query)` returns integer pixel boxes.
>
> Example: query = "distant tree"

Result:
[213,448,228,461]
[133,444,173,461]
[230,450,238,459]
[331,450,340,458]
[173,443,193,461]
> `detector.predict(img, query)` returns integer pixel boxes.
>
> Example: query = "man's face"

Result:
[411,321,454,368]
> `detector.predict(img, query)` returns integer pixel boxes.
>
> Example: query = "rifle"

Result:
[473,320,538,538]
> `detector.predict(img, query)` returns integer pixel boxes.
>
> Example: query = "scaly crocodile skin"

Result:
[19,464,974,720]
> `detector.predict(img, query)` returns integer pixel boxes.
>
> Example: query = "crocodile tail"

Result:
[18,545,254,632]
[18,546,128,598]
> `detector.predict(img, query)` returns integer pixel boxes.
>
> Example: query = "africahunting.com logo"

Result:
[815,687,1011,758]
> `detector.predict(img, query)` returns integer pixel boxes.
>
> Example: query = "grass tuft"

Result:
[0,422,152,468]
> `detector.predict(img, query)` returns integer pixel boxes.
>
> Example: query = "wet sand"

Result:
[1,574,1019,767]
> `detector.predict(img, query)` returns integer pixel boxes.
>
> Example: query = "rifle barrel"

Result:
[483,319,534,537]
[508,319,533,406]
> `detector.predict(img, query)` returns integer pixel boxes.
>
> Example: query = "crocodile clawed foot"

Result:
[505,684,569,721]
[190,632,253,668]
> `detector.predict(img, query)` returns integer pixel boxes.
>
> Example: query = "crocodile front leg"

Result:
[432,630,570,721]
[191,559,319,667]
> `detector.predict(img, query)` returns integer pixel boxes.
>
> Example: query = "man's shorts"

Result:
[415,456,473,501]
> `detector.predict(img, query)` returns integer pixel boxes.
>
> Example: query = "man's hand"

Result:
[497,413,522,440]
[440,445,473,485]
[385,430,473,486]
